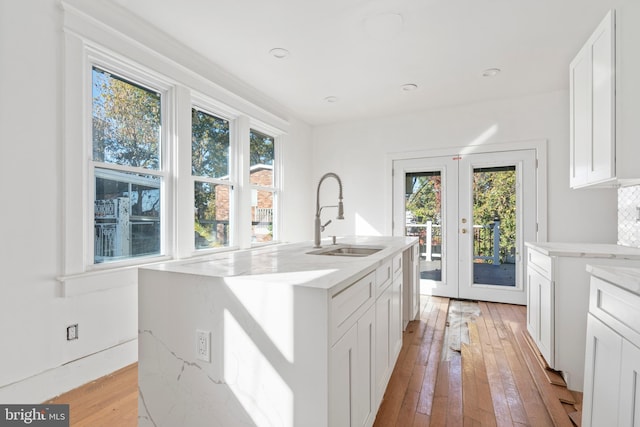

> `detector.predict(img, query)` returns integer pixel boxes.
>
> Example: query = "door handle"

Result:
[461,228,467,234]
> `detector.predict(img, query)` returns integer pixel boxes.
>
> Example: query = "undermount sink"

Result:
[307,245,384,257]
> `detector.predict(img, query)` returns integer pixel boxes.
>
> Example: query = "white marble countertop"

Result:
[587,264,640,296]
[140,235,418,291]
[525,242,640,259]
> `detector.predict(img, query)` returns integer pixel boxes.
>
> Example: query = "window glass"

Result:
[250,129,274,186]
[92,67,161,169]
[94,169,161,263]
[251,189,274,243]
[194,181,231,249]
[192,109,230,179]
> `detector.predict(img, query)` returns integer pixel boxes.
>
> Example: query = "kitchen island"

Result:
[138,236,418,427]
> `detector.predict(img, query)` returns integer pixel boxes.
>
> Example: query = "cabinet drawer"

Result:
[590,276,640,349]
[376,260,392,292]
[331,271,375,343]
[528,249,552,278]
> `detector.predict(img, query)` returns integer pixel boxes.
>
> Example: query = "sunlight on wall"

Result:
[355,212,381,236]
[224,309,294,427]
[460,124,499,155]
[226,279,294,363]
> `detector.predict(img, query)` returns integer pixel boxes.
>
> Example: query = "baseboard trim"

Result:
[0,339,137,403]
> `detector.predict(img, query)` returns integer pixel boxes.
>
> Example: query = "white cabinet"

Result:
[403,243,420,329]
[582,269,640,427]
[330,250,405,427]
[569,10,615,188]
[525,243,640,391]
[374,252,403,406]
[582,314,623,427]
[526,263,553,364]
[570,7,640,188]
[330,305,376,427]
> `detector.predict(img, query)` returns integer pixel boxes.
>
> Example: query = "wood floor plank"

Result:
[483,302,531,426]
[495,303,556,427]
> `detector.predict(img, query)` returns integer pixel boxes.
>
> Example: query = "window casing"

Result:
[61,6,288,283]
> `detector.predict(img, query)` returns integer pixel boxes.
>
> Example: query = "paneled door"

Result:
[392,149,537,304]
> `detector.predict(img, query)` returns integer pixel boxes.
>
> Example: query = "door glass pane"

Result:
[404,171,442,282]
[472,166,516,286]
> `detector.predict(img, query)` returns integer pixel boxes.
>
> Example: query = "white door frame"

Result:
[387,140,548,303]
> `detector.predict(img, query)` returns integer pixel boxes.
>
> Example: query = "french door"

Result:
[392,149,537,304]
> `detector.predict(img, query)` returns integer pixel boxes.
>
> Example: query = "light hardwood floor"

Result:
[45,296,581,426]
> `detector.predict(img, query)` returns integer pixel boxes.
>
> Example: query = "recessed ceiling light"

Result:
[401,83,418,92]
[482,68,501,77]
[269,48,290,59]
[324,96,339,103]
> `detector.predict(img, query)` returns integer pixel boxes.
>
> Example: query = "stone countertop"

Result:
[140,235,418,291]
[587,264,640,296]
[525,242,640,259]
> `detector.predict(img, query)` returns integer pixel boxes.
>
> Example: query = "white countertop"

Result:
[587,264,640,296]
[525,242,640,259]
[140,235,418,291]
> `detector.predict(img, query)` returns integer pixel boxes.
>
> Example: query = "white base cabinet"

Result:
[525,242,640,391]
[331,251,404,427]
[582,268,640,427]
[330,305,376,427]
[403,243,420,329]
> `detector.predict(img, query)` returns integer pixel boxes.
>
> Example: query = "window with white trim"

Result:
[91,66,166,264]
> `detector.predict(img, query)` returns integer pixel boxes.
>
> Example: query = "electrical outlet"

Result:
[196,329,210,362]
[67,324,78,341]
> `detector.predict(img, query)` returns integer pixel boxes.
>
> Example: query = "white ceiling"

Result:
[110,0,620,126]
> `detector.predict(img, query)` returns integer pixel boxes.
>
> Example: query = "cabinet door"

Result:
[570,45,591,188]
[331,324,358,427]
[619,339,640,427]
[582,314,623,427]
[375,284,392,405]
[526,267,553,365]
[391,276,403,360]
[569,10,615,188]
[356,306,376,427]
[590,11,615,183]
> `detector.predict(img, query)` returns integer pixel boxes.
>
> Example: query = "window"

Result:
[249,129,277,243]
[91,67,164,264]
[192,108,232,249]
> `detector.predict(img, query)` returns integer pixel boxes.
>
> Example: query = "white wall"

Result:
[311,90,618,244]
[0,0,313,402]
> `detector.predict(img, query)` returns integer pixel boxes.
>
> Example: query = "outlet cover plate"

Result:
[67,324,78,341]
[196,329,210,362]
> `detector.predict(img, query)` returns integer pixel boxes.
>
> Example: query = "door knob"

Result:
[461,228,467,234]
[461,218,467,224]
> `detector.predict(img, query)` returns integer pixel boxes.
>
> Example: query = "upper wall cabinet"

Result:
[570,6,640,189]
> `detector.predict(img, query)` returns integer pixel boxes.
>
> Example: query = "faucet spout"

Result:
[314,172,344,248]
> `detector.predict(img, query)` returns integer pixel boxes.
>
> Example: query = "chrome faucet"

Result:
[314,172,344,248]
